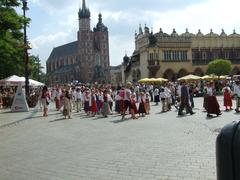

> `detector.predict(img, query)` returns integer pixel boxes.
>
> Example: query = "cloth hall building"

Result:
[46,0,110,84]
[123,25,240,82]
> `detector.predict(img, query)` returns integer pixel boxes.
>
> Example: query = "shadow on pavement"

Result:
[111,117,132,123]
[0,109,38,129]
[48,118,67,123]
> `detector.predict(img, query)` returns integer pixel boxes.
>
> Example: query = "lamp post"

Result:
[22,0,29,96]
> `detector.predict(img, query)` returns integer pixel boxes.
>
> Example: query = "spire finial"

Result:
[79,0,90,18]
[82,0,86,10]
[98,12,102,23]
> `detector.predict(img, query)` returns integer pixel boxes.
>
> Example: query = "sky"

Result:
[19,0,240,72]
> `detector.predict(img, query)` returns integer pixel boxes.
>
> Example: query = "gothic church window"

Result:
[95,54,101,66]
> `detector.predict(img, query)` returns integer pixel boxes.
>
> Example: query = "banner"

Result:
[11,83,29,112]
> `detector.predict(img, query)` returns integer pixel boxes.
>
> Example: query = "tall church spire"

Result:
[82,0,86,9]
[78,0,90,19]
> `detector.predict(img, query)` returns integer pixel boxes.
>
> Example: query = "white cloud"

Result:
[109,35,135,66]
[150,0,240,35]
[30,32,69,49]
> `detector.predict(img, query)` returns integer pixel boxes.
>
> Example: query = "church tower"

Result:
[78,0,91,40]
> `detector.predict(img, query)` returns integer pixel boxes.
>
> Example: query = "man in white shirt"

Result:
[75,88,82,112]
[122,82,132,120]
[71,87,77,110]
[233,80,240,112]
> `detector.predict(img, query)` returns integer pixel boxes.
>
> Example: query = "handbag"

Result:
[46,100,49,105]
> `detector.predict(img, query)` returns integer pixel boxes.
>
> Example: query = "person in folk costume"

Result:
[138,92,147,117]
[63,90,72,119]
[122,82,132,120]
[59,88,65,110]
[160,87,168,112]
[90,89,98,117]
[130,92,138,119]
[54,88,61,111]
[189,84,195,108]
[75,88,82,112]
[71,87,77,111]
[178,80,195,116]
[164,83,172,111]
[108,89,114,115]
[115,90,121,113]
[203,83,208,111]
[222,84,232,111]
[95,89,101,114]
[83,90,91,115]
[233,80,240,112]
[206,82,221,117]
[154,87,160,105]
[118,87,125,115]
[101,90,110,117]
[41,85,50,117]
[108,90,113,114]
[145,92,150,114]
[97,90,103,114]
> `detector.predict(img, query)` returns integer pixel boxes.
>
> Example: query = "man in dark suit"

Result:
[178,81,195,116]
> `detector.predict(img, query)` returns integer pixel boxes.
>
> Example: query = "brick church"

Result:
[46,0,110,84]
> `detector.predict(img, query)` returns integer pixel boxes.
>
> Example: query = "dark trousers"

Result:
[178,98,193,115]
[190,95,194,108]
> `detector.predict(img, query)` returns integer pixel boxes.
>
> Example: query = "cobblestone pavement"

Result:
[0,97,238,180]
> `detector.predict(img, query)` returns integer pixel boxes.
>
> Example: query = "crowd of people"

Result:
[37,79,240,119]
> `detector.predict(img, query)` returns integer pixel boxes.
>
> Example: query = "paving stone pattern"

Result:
[0,97,238,180]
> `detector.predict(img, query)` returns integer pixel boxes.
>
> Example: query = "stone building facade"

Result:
[109,65,123,86]
[46,0,110,85]
[124,25,240,82]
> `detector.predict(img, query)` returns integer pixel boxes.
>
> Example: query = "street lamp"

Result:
[22,0,29,96]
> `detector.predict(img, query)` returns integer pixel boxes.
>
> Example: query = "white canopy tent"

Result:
[0,75,44,86]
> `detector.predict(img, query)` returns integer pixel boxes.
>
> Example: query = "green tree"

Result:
[28,55,46,82]
[0,0,29,79]
[206,59,232,76]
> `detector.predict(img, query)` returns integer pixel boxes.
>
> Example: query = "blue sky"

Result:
[19,0,240,72]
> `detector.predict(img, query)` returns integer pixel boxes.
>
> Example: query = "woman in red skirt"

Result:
[130,92,138,119]
[223,85,232,111]
[206,82,221,117]
[90,90,98,117]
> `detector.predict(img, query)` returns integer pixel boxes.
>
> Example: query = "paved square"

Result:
[0,97,237,180]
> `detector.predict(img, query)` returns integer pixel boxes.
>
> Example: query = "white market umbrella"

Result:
[0,75,25,86]
[29,79,44,86]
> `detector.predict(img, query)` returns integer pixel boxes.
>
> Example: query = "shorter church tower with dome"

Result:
[46,0,110,84]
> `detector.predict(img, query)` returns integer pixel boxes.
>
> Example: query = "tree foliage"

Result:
[206,59,232,76]
[0,0,26,79]
[28,55,46,83]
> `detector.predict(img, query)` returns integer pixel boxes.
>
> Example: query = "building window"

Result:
[225,51,229,59]
[213,51,219,59]
[202,52,207,60]
[163,50,187,61]
[149,53,154,60]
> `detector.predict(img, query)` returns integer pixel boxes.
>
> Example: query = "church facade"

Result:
[46,0,110,85]
[124,25,240,82]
